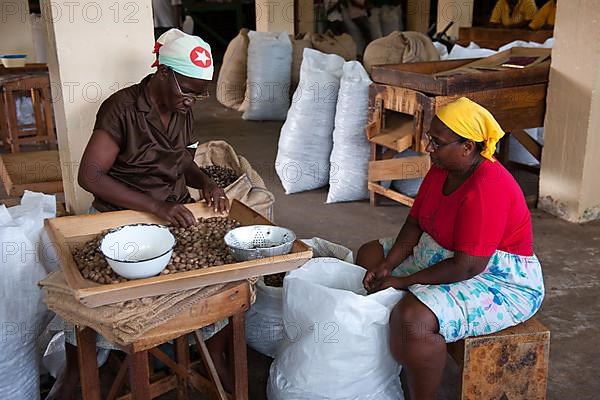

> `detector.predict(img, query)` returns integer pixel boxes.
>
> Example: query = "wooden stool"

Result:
[0,72,57,153]
[447,317,550,400]
[75,281,251,400]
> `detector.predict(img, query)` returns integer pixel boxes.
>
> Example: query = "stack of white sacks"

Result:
[275,48,372,203]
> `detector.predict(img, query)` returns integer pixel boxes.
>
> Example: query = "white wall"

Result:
[0,0,35,61]
[43,0,155,213]
[539,0,600,222]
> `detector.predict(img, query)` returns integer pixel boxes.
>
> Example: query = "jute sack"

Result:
[363,31,440,74]
[189,140,275,221]
[306,32,357,61]
[40,271,225,345]
[216,29,249,110]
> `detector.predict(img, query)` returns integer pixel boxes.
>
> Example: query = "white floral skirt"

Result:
[380,233,544,342]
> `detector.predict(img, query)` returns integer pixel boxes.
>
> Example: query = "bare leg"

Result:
[206,323,234,393]
[390,294,446,400]
[44,342,79,400]
[355,240,386,271]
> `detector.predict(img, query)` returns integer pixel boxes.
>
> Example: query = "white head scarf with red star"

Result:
[152,29,213,80]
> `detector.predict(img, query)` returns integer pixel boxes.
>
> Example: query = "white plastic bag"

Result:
[246,238,353,358]
[242,31,292,121]
[0,191,56,399]
[275,48,344,194]
[267,258,405,400]
[447,42,497,60]
[327,61,372,203]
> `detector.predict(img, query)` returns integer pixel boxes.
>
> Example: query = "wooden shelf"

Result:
[369,113,414,153]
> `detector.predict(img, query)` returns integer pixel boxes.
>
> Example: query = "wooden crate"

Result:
[458,27,554,50]
[0,150,63,196]
[45,200,313,307]
[371,47,551,96]
[447,317,550,400]
[366,50,549,207]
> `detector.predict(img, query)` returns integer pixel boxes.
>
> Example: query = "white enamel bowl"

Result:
[100,224,176,280]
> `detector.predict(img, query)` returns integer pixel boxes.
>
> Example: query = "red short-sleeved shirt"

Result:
[409,160,533,257]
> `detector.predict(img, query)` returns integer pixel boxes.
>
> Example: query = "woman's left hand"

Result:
[203,182,230,214]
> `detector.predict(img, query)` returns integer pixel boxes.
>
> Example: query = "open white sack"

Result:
[0,191,56,399]
[267,258,405,400]
[275,48,344,194]
[246,238,353,358]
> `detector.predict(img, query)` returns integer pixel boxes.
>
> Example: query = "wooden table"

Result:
[367,49,550,207]
[73,281,251,400]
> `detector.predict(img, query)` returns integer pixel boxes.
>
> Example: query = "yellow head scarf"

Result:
[436,97,505,162]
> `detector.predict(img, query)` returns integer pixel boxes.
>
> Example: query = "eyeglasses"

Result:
[425,133,464,151]
[171,69,210,101]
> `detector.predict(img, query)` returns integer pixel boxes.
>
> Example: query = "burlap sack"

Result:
[291,36,313,93]
[216,29,249,110]
[306,32,357,61]
[189,140,275,221]
[363,31,440,74]
[40,271,226,345]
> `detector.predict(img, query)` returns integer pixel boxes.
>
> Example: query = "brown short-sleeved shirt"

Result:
[92,75,194,212]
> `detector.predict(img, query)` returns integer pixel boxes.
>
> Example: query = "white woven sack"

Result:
[275,48,344,194]
[242,31,292,121]
[327,61,372,203]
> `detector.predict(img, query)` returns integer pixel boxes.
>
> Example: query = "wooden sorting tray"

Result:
[45,200,313,307]
[0,150,63,196]
[371,47,551,96]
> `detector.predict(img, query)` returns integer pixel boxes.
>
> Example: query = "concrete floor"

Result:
[191,93,600,400]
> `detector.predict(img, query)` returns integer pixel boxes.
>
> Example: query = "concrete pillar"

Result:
[42,0,155,214]
[297,0,314,35]
[538,0,600,223]
[0,0,35,61]
[436,0,473,39]
[406,0,430,33]
[255,0,294,34]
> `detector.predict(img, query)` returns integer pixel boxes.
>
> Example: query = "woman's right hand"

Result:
[363,261,392,293]
[152,201,196,227]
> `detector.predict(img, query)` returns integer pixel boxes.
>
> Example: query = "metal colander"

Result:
[224,225,296,261]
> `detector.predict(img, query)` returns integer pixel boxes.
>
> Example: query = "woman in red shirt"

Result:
[357,97,544,400]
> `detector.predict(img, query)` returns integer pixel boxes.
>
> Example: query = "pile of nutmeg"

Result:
[72,217,241,284]
[200,165,239,188]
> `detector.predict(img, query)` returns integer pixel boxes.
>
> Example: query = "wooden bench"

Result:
[447,317,550,400]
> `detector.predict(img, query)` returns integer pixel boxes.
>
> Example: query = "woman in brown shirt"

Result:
[47,30,232,400]
[78,32,228,226]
